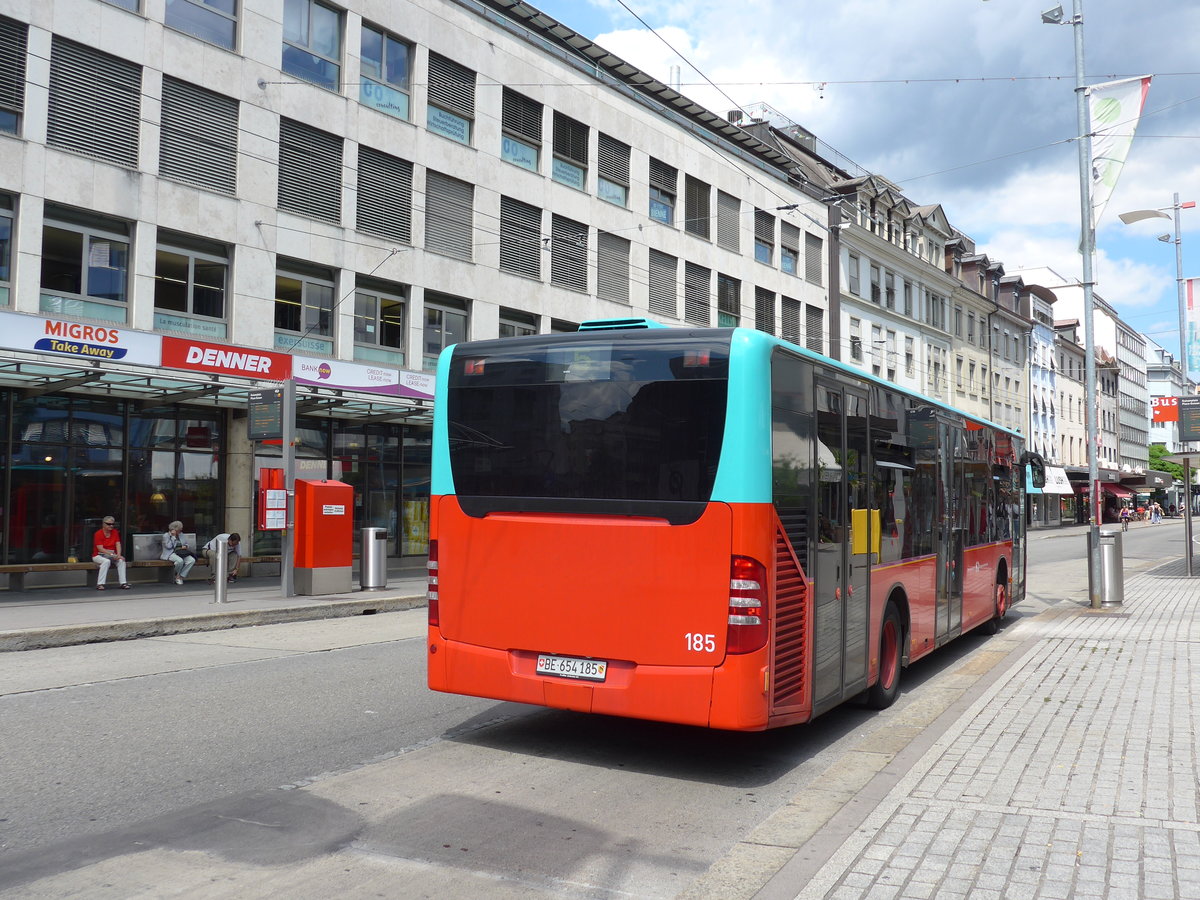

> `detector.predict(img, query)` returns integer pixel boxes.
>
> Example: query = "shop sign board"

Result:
[0,309,162,364]
[162,336,292,379]
[293,355,435,400]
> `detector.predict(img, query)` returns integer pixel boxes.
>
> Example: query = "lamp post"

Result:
[1043,1,1103,608]
[1118,195,1195,388]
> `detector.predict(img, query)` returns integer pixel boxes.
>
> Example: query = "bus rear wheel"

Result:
[983,580,1008,635]
[866,601,902,710]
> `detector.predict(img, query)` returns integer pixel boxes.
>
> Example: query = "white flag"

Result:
[1088,75,1152,228]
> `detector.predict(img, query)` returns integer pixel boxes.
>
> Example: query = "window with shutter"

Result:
[648,158,677,225]
[754,209,774,265]
[550,215,587,291]
[499,307,537,338]
[597,134,630,207]
[805,232,823,285]
[166,0,237,49]
[648,250,677,318]
[597,232,630,303]
[425,171,474,261]
[501,88,542,171]
[282,0,342,92]
[781,296,801,343]
[423,292,468,370]
[499,196,542,280]
[806,305,824,354]
[715,191,738,250]
[684,262,710,326]
[685,177,711,240]
[357,145,413,243]
[552,112,588,189]
[48,37,141,168]
[354,277,407,363]
[755,287,775,335]
[154,230,229,339]
[274,260,334,354]
[427,52,475,144]
[0,16,27,135]
[40,207,132,323]
[160,77,238,194]
[278,118,343,224]
[781,223,800,276]
[717,273,739,327]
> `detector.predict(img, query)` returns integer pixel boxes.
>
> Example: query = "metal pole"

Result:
[1186,458,1195,577]
[1174,193,1188,387]
[212,536,228,603]
[282,378,296,598]
[1070,0,1103,609]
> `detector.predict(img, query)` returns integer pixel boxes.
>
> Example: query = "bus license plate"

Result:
[536,654,608,682]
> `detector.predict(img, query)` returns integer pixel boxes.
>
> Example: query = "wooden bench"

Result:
[0,556,283,591]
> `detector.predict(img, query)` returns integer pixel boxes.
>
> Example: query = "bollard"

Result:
[212,536,228,604]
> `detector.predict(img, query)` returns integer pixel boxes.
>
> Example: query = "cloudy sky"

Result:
[527,0,1200,360]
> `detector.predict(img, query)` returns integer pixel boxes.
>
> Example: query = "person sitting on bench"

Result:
[92,516,130,590]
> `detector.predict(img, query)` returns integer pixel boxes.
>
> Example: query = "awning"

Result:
[1101,483,1136,499]
[1041,466,1074,494]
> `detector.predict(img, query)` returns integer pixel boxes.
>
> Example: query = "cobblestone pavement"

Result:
[785,559,1200,900]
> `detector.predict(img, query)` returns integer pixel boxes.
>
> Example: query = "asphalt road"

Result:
[0,524,1173,898]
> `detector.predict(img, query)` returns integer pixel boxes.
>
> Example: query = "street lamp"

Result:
[1044,1,1103,608]
[1118,195,1195,386]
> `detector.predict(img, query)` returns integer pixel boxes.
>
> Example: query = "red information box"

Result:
[294,479,353,594]
[258,467,287,531]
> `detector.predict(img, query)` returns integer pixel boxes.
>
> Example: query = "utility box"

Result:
[294,479,354,595]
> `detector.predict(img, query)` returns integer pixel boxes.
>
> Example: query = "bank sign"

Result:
[0,309,162,364]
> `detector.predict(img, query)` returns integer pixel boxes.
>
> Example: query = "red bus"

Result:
[427,322,1043,730]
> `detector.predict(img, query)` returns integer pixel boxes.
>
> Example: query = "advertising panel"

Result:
[293,355,435,400]
[1151,395,1179,423]
[162,336,292,380]
[0,309,162,364]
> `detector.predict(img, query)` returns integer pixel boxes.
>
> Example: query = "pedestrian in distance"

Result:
[161,521,196,585]
[204,532,241,583]
[92,516,130,590]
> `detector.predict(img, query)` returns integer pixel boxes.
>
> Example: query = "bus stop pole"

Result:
[282,378,296,599]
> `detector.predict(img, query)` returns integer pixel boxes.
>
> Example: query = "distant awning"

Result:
[1041,466,1074,494]
[1101,483,1136,499]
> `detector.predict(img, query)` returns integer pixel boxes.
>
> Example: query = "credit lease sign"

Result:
[1,310,162,364]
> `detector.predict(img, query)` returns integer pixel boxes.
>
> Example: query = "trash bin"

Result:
[360,527,388,591]
[1098,527,1124,608]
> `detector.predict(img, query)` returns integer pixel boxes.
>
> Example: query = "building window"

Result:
[717,273,739,327]
[806,305,823,354]
[360,22,412,120]
[278,118,342,223]
[648,158,677,225]
[754,209,774,265]
[166,0,237,50]
[552,112,588,190]
[426,51,475,144]
[804,233,823,285]
[0,194,11,306]
[905,337,915,376]
[48,37,141,168]
[160,77,238,194]
[101,0,139,8]
[501,88,541,172]
[884,272,895,309]
[781,296,801,343]
[684,262,711,326]
[755,287,775,334]
[849,318,862,362]
[499,196,542,280]
[154,231,229,339]
[953,305,963,337]
[40,207,131,323]
[685,177,711,240]
[357,145,413,244]
[275,262,334,354]
[354,279,406,364]
[550,215,587,292]
[425,171,473,261]
[903,280,913,317]
[597,134,630,207]
[648,249,677,318]
[716,190,739,250]
[0,16,28,135]
[870,265,881,304]
[846,252,861,296]
[781,223,799,276]
[423,293,467,371]
[597,232,630,303]
[282,0,342,92]
[499,308,537,338]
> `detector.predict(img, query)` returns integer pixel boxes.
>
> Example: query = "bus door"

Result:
[936,420,967,643]
[812,380,871,711]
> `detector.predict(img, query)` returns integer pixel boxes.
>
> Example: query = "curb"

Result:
[0,594,427,652]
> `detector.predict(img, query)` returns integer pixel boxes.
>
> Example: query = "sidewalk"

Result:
[753,555,1200,900]
[0,570,428,652]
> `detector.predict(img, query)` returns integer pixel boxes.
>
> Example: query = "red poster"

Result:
[162,336,292,379]
[1151,395,1178,423]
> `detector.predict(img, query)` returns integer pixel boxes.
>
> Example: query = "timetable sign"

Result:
[247,389,284,441]
[1179,396,1200,441]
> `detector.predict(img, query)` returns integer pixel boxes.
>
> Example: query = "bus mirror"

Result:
[1021,452,1046,489]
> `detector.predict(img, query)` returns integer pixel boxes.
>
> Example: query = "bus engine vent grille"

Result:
[771,529,808,710]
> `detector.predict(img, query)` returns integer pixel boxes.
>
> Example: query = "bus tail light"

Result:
[727,555,768,654]
[427,540,440,628]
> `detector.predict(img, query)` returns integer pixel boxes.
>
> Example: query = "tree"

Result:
[1148,444,1185,483]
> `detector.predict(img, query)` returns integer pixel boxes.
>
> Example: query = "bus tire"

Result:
[866,601,902,710]
[983,578,1008,635]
